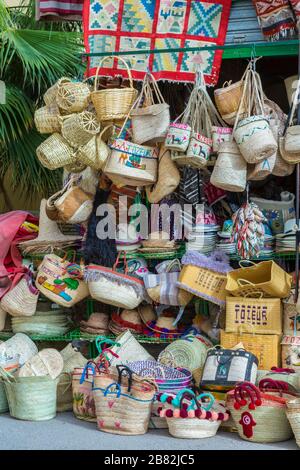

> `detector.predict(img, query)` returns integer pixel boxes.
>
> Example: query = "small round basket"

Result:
[61,111,100,148]
[36,133,75,170]
[34,102,61,134]
[56,80,91,113]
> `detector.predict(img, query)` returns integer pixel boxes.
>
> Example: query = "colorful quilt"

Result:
[83,0,232,85]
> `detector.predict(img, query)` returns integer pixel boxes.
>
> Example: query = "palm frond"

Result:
[0,85,33,144]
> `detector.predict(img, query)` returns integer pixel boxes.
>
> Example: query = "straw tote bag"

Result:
[226,260,292,298]
[146,147,180,203]
[210,139,247,192]
[227,381,295,443]
[200,347,258,391]
[131,73,170,144]
[0,272,39,317]
[72,363,97,422]
[91,56,138,122]
[47,177,93,224]
[281,78,300,163]
[93,364,156,435]
[84,251,147,309]
[36,253,88,308]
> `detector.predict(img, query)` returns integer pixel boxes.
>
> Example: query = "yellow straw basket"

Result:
[220,329,281,370]
[61,111,100,148]
[34,103,61,134]
[226,260,292,298]
[56,80,91,113]
[225,297,282,335]
[36,133,75,170]
[91,56,138,122]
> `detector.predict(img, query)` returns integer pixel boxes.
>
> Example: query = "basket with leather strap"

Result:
[91,56,138,122]
[227,381,295,443]
[34,102,61,134]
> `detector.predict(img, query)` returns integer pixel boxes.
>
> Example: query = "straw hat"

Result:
[19,199,81,254]
[142,311,184,339]
[109,309,144,335]
[139,304,156,323]
[139,231,178,253]
[80,312,110,335]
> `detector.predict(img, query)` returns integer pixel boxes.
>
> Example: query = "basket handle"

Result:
[95,336,120,353]
[79,363,95,384]
[197,392,215,411]
[93,55,134,91]
[113,250,128,274]
[270,367,295,374]
[238,260,257,269]
[116,364,133,392]
[103,382,121,398]
[258,378,289,392]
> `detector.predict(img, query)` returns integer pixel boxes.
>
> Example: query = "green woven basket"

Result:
[5,376,57,421]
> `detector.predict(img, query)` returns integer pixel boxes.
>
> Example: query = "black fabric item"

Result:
[82,188,117,267]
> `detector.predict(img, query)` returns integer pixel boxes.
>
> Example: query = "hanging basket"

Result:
[36,133,75,170]
[72,365,97,422]
[61,111,100,149]
[104,138,158,187]
[91,56,138,122]
[214,80,246,125]
[43,77,70,106]
[211,126,233,153]
[210,141,247,192]
[77,125,111,170]
[56,80,91,113]
[34,103,61,134]
[165,123,192,152]
[183,133,213,168]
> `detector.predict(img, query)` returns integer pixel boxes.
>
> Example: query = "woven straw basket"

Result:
[211,126,232,153]
[91,56,138,121]
[167,417,221,439]
[104,138,158,187]
[5,376,57,421]
[273,145,295,175]
[43,77,70,106]
[61,111,100,148]
[210,141,247,192]
[36,133,75,170]
[34,103,61,134]
[57,373,73,412]
[286,398,300,447]
[76,125,111,170]
[56,80,90,113]
[0,276,39,317]
[285,125,300,154]
[0,381,8,413]
[214,80,246,125]
[72,366,97,422]
[225,297,282,335]
[64,159,87,173]
[227,384,293,443]
[279,136,300,164]
[172,133,212,168]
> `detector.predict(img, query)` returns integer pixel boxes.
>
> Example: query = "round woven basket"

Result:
[210,141,247,192]
[34,103,61,134]
[56,80,90,113]
[5,376,57,421]
[36,133,75,170]
[158,336,209,374]
[43,77,70,106]
[76,125,111,170]
[273,145,295,176]
[61,111,100,148]
[279,136,300,164]
[91,56,138,121]
[286,398,300,447]
[214,80,246,126]
[64,159,87,173]
[167,417,221,439]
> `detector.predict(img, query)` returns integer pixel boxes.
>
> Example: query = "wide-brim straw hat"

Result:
[80,312,109,330]
[142,312,184,338]
[142,231,176,249]
[108,309,144,334]
[19,199,81,253]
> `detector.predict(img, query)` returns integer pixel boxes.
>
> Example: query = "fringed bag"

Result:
[85,251,147,309]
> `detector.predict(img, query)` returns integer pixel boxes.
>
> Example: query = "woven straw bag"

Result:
[165,88,193,153]
[76,125,111,170]
[64,159,87,173]
[158,390,229,439]
[0,333,38,366]
[0,305,6,332]
[34,102,61,134]
[273,144,295,175]
[177,250,232,306]
[43,77,70,106]
[72,364,97,422]
[283,295,300,335]
[17,348,63,379]
[225,296,282,335]
[85,252,147,309]
[4,375,57,421]
[286,398,300,447]
[57,346,87,412]
[211,126,232,153]
[210,140,247,192]
[233,68,277,164]
[226,260,292,298]
[146,147,180,203]
[227,381,294,443]
[36,133,75,170]
[283,78,300,160]
[93,364,156,435]
[214,79,246,125]
[131,73,170,144]
[91,56,138,121]
[104,129,159,187]
[56,80,90,113]
[0,274,39,317]
[36,253,89,308]
[61,111,100,148]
